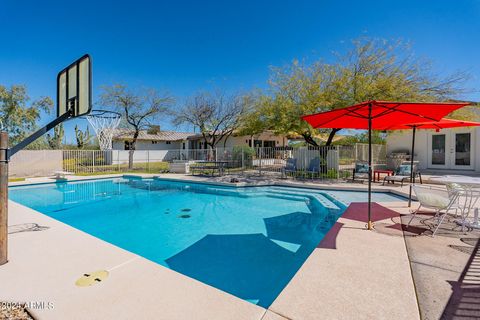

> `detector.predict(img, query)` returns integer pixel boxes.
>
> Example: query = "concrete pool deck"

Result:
[1,174,420,319]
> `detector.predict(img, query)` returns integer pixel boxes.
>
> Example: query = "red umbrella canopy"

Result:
[301,100,470,130]
[383,118,480,130]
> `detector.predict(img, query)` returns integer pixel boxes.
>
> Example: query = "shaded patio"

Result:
[399,206,480,320]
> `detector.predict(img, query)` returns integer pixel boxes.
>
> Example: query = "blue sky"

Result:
[1,0,479,143]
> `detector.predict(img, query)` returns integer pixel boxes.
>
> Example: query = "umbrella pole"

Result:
[367,104,373,230]
[408,126,416,207]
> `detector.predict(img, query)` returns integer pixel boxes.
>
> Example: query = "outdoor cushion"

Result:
[396,164,411,175]
[355,163,369,173]
[285,158,297,171]
[415,193,450,208]
[307,157,320,172]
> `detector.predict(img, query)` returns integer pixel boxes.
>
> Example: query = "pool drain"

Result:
[75,270,109,287]
[181,208,191,212]
[178,214,191,219]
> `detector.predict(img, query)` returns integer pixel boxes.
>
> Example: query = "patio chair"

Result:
[304,157,321,179]
[407,184,461,237]
[445,183,480,227]
[352,161,388,181]
[446,183,467,218]
[352,161,369,181]
[281,158,297,178]
[382,162,422,187]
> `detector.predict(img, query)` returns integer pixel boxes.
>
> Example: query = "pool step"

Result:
[310,194,341,210]
[264,192,312,202]
[265,189,340,210]
[269,187,343,208]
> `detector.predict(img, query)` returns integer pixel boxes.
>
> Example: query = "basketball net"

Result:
[86,111,122,150]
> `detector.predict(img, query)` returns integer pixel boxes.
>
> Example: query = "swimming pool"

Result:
[9,178,402,307]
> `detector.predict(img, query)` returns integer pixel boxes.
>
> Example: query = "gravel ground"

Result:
[400,211,480,320]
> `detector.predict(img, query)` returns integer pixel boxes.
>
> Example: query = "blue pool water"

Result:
[9,178,402,307]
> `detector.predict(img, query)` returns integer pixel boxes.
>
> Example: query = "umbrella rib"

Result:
[374,103,440,122]
[346,110,369,119]
[307,104,367,127]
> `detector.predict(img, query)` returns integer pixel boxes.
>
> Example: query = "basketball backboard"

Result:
[57,54,92,118]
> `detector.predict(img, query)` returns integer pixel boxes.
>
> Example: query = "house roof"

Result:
[112,129,193,141]
[113,128,288,141]
[186,129,286,140]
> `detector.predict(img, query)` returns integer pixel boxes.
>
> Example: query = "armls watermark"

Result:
[1,301,55,310]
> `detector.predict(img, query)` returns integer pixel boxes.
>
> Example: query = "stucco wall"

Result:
[112,150,185,163]
[113,132,288,150]
[386,127,479,171]
[10,150,63,177]
[194,132,288,148]
[112,140,183,151]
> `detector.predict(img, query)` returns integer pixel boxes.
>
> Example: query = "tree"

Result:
[46,123,64,149]
[448,103,480,121]
[172,92,248,150]
[75,125,91,149]
[247,37,469,146]
[0,84,53,144]
[100,84,174,169]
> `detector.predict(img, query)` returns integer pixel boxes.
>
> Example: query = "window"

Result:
[124,141,133,150]
[166,141,171,145]
[151,141,158,144]
[432,135,446,165]
[182,142,186,149]
[263,140,276,148]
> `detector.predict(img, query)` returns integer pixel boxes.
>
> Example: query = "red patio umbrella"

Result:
[384,118,480,207]
[302,100,470,230]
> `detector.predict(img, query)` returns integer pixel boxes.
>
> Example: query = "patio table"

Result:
[373,169,394,182]
[429,175,480,229]
[192,161,231,176]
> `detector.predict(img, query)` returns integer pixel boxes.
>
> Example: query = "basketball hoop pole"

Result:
[0,54,91,266]
[8,110,73,159]
[0,108,73,266]
[0,131,8,265]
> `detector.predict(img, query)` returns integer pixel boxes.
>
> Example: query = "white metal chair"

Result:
[408,184,462,237]
[446,183,480,230]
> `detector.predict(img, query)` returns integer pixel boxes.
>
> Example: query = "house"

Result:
[187,130,288,149]
[288,133,347,145]
[386,126,479,172]
[112,129,192,151]
[112,129,289,151]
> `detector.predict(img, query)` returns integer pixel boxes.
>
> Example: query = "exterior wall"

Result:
[112,150,184,163]
[386,127,479,172]
[386,130,429,170]
[112,140,183,151]
[476,128,480,173]
[190,132,288,149]
[10,150,63,177]
[112,132,288,151]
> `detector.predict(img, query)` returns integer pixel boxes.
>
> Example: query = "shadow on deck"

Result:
[442,238,480,319]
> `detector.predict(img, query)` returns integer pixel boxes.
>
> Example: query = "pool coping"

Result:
[2,174,420,319]
[9,173,414,200]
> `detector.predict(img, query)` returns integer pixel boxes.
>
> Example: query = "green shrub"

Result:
[232,146,255,167]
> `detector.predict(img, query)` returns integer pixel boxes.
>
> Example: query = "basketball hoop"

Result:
[86,110,122,150]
